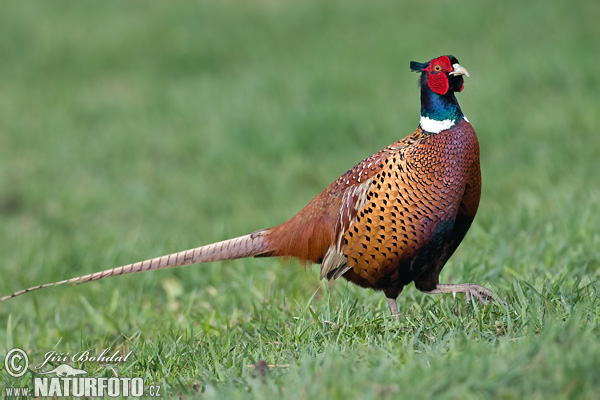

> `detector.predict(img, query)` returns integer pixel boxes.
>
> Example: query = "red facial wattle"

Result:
[424,56,453,95]
[427,72,449,95]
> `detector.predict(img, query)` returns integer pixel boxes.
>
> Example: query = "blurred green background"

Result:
[0,0,599,398]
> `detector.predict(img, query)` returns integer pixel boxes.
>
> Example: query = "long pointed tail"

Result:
[1,230,271,302]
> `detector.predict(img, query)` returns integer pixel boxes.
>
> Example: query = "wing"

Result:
[267,125,473,285]
[267,131,422,268]
[320,130,428,279]
[341,123,479,285]
[323,125,477,284]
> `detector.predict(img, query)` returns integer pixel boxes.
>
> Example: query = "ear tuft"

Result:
[410,61,429,72]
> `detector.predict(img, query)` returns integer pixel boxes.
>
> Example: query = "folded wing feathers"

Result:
[320,178,374,280]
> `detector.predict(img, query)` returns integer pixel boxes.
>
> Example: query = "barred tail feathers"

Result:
[0,230,271,302]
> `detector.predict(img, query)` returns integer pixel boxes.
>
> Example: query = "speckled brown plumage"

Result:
[267,118,482,305]
[340,120,481,299]
[1,55,502,316]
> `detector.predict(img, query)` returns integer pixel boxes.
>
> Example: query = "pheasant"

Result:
[1,55,501,315]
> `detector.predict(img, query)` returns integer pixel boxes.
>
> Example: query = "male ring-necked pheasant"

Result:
[1,55,502,315]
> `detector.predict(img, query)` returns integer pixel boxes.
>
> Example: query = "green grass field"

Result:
[1,0,599,398]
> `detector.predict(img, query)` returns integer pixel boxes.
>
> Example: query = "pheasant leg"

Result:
[386,297,400,316]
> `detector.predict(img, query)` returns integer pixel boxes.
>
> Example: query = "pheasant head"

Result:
[410,55,470,133]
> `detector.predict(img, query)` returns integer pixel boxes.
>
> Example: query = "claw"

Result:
[422,283,506,307]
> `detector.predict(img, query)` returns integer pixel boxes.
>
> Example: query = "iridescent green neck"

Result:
[419,86,464,133]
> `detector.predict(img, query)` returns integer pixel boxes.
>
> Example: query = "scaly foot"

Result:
[422,283,506,305]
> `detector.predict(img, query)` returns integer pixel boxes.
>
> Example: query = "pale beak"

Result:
[449,63,470,77]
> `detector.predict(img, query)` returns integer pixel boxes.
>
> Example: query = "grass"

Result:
[0,0,599,398]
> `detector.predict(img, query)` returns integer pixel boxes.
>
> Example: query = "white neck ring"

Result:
[419,116,456,133]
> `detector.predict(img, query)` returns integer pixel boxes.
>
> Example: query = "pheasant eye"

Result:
[434,65,442,72]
